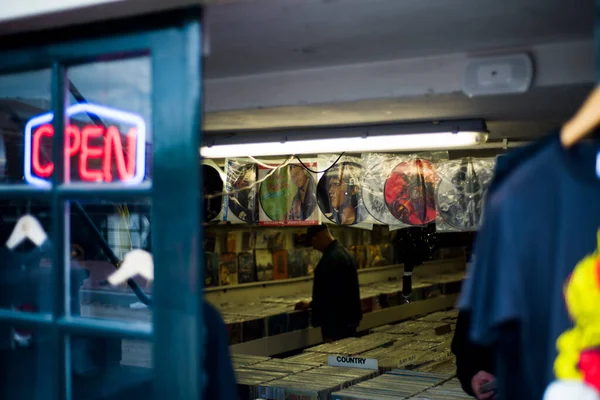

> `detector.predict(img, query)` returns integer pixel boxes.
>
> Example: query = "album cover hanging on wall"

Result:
[317,161,368,225]
[258,160,320,226]
[288,249,307,278]
[384,158,437,226]
[204,252,219,288]
[303,249,321,276]
[218,252,238,286]
[435,157,496,231]
[237,252,256,284]
[255,249,274,282]
[202,164,224,222]
[224,159,259,224]
[361,154,411,227]
[272,249,289,280]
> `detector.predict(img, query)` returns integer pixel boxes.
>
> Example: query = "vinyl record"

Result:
[259,164,317,222]
[363,163,406,225]
[435,158,494,230]
[384,159,436,225]
[317,161,367,225]
[202,164,224,222]
[227,162,258,224]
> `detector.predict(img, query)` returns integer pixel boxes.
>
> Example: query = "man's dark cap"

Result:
[304,224,329,246]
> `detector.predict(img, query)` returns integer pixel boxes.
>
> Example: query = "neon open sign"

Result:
[24,103,146,187]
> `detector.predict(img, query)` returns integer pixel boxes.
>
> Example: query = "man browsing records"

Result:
[296,224,362,341]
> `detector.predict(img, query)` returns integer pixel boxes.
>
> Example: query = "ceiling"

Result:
[202,0,596,137]
[204,84,593,137]
[205,0,594,78]
[0,0,596,139]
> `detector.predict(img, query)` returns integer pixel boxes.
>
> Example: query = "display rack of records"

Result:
[256,366,378,400]
[408,379,472,399]
[331,370,448,400]
[215,271,464,346]
[233,308,462,399]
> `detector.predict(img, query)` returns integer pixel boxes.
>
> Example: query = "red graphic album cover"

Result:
[384,159,437,226]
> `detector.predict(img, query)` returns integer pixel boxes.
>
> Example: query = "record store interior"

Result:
[0,0,599,399]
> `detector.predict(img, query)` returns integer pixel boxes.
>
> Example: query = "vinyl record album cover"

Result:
[435,158,495,231]
[384,159,437,226]
[304,249,321,276]
[238,252,256,284]
[259,161,319,226]
[317,162,367,225]
[350,244,368,270]
[255,249,274,282]
[272,249,289,280]
[224,160,258,224]
[218,253,238,286]
[288,249,307,278]
[202,164,224,222]
[362,159,410,227]
[204,252,219,287]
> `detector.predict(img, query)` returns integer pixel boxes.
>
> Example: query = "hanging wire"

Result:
[204,155,296,200]
[295,152,345,174]
[247,156,281,170]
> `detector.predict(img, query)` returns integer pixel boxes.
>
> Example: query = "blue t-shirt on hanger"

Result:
[459,132,600,400]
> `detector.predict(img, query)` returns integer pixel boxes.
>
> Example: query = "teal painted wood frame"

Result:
[0,7,205,400]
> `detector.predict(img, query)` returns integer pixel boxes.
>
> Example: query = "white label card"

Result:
[327,355,379,370]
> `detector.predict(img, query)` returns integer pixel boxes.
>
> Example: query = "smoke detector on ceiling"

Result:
[462,53,534,97]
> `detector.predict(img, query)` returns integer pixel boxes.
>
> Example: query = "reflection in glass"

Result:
[73,200,152,324]
[0,69,51,185]
[0,323,53,400]
[71,336,153,400]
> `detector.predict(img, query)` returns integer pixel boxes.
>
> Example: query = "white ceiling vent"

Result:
[462,53,534,97]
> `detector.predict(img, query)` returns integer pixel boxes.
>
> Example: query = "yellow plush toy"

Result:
[545,230,600,400]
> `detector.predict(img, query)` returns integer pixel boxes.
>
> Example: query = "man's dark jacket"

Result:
[311,240,362,329]
[451,310,494,397]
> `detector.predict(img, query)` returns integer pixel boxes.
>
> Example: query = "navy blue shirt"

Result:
[459,133,600,400]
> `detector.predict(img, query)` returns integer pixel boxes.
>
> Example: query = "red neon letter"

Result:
[66,125,81,158]
[79,126,105,182]
[32,124,54,177]
[65,125,82,182]
[103,127,137,182]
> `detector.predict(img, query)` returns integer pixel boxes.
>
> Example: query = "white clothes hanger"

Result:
[5,214,48,249]
[107,249,154,286]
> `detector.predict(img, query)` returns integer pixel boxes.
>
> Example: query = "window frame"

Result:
[0,7,205,400]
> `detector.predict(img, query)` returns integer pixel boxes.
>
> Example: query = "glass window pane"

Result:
[70,335,152,400]
[64,57,151,186]
[72,199,152,324]
[0,323,54,399]
[0,69,51,185]
[0,200,55,312]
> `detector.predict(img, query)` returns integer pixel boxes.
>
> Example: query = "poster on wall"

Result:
[384,158,437,226]
[258,160,320,226]
[317,161,368,226]
[223,159,259,224]
[435,157,496,232]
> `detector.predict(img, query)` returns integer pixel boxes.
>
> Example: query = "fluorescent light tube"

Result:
[200,131,487,158]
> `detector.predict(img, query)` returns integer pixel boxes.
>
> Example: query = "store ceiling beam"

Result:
[205,40,594,113]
